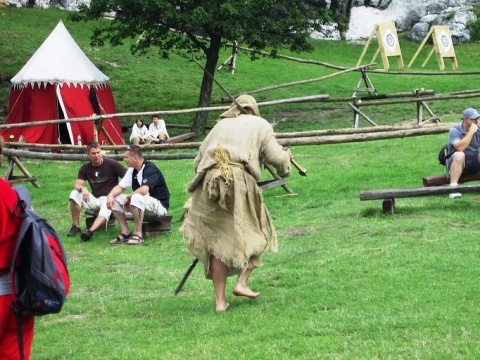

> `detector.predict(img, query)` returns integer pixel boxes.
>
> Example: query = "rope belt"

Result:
[212,161,248,186]
[212,162,247,171]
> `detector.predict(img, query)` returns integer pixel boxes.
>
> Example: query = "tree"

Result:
[72,0,341,134]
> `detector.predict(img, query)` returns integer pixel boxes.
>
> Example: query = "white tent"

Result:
[12,19,110,87]
[2,19,125,145]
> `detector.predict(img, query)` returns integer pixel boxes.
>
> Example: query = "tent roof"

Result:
[11,19,109,88]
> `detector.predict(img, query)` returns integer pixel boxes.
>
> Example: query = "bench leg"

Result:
[382,199,395,214]
[142,216,173,238]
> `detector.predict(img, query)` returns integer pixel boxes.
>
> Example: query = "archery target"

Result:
[434,27,455,57]
[376,22,402,56]
[383,29,397,53]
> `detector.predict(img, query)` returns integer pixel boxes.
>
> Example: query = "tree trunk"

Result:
[331,0,354,40]
[191,34,222,135]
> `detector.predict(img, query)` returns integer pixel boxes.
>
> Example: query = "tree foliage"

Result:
[72,0,340,134]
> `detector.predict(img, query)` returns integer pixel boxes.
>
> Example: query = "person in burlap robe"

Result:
[180,95,292,312]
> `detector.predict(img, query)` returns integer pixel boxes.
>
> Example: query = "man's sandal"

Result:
[126,234,144,245]
[110,233,131,245]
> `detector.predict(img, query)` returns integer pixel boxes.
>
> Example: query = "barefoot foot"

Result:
[216,302,230,312]
[233,285,260,298]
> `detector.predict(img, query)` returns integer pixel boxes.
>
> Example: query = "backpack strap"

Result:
[16,314,26,360]
[13,186,32,211]
[8,187,28,360]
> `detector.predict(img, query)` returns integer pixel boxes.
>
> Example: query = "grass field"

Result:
[1,7,480,360]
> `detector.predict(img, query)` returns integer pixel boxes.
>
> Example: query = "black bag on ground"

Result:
[438,144,454,166]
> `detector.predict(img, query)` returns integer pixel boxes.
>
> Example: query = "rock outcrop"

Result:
[6,0,480,43]
[347,0,480,42]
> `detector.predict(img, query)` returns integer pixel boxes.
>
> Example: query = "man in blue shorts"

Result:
[446,108,480,198]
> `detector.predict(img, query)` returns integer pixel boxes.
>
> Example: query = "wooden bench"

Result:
[85,209,172,237]
[423,173,480,187]
[166,132,196,144]
[360,184,480,214]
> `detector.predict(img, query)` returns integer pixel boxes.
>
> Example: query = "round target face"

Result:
[438,31,451,52]
[383,30,396,52]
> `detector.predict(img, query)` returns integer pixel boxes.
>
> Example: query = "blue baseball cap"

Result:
[463,108,480,119]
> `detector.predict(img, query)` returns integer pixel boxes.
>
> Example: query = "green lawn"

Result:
[8,133,478,360]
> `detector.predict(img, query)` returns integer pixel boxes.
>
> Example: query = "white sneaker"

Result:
[449,192,462,199]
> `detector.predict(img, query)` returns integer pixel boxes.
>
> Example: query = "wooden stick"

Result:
[357,26,377,67]
[422,47,436,68]
[1,148,197,161]
[408,27,434,68]
[276,125,452,147]
[226,63,375,98]
[274,122,452,138]
[0,94,330,130]
[348,102,378,127]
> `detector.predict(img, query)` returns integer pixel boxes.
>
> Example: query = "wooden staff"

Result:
[174,258,199,295]
[194,59,308,176]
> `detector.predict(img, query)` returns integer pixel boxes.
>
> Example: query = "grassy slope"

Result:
[2,7,479,130]
[1,7,480,360]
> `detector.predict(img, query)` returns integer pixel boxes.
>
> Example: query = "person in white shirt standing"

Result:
[149,114,170,144]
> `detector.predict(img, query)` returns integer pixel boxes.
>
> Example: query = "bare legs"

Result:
[210,255,229,312]
[69,200,81,227]
[86,215,107,233]
[69,199,106,232]
[233,268,260,298]
[449,152,465,184]
[210,255,260,313]
[130,206,144,238]
[111,210,130,236]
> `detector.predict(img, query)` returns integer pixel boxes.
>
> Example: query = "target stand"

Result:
[357,22,404,71]
[217,41,238,75]
[408,26,458,70]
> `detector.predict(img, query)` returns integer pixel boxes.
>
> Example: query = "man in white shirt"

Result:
[149,115,170,143]
[106,145,170,245]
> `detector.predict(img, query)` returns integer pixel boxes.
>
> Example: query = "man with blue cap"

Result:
[446,107,480,198]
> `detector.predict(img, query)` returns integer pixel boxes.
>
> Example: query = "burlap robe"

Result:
[181,165,277,278]
[180,95,289,278]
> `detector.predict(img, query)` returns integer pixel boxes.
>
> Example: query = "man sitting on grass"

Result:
[148,114,170,144]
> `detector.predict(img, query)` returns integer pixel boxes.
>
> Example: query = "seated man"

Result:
[68,141,127,241]
[149,114,170,143]
[107,145,170,245]
[446,107,480,199]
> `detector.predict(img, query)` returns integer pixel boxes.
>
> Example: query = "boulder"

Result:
[6,0,480,43]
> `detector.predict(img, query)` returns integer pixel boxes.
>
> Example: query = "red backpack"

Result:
[10,187,70,360]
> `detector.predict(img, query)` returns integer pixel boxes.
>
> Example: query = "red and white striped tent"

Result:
[1,19,125,145]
